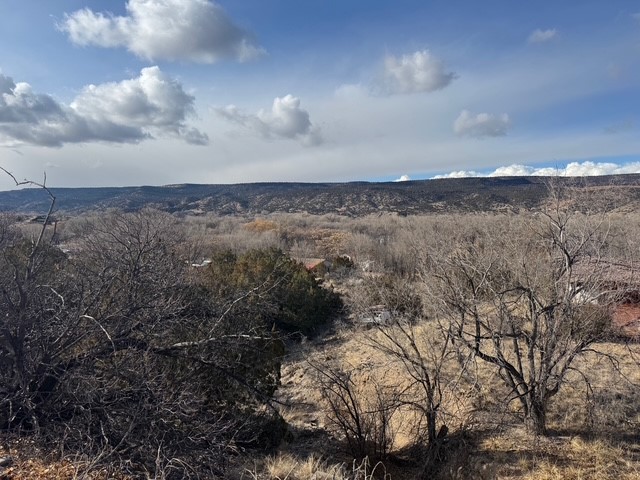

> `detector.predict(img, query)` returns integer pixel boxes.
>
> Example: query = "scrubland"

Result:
[1,189,640,479]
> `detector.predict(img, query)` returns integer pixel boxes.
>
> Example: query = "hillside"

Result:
[2,174,640,216]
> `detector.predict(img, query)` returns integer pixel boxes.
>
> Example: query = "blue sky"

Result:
[0,0,639,189]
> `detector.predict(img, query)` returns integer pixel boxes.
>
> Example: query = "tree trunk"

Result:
[525,395,547,435]
[427,409,437,444]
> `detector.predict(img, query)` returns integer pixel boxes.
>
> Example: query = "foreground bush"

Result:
[0,211,288,478]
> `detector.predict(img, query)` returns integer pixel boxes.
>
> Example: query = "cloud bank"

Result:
[217,95,322,145]
[528,28,557,44]
[434,161,640,179]
[383,50,456,94]
[454,110,511,137]
[60,0,264,63]
[0,66,207,147]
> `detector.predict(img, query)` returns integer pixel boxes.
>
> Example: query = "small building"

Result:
[572,259,640,339]
[295,257,331,272]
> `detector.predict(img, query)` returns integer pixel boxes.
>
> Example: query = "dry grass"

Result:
[521,437,639,480]
[269,323,640,480]
[0,436,134,479]
[2,329,638,479]
[450,431,640,480]
[241,454,389,480]
[546,343,640,434]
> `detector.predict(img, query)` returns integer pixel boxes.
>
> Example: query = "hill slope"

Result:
[1,175,640,216]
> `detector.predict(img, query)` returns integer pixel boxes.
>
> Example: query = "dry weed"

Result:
[244,454,388,480]
[273,325,640,480]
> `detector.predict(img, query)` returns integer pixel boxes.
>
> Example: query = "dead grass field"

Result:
[0,436,132,479]
[241,322,640,480]
[1,325,638,479]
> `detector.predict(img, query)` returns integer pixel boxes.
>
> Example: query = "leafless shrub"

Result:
[0,187,287,478]
[312,361,401,461]
[419,185,628,435]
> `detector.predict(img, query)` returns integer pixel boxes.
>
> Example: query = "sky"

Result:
[0,0,639,190]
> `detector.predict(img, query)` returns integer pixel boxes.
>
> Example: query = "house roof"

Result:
[295,257,327,270]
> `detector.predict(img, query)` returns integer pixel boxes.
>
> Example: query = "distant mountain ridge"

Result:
[2,175,640,216]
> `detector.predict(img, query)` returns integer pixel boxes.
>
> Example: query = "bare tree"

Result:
[0,170,70,433]
[0,169,289,477]
[343,276,460,477]
[421,186,621,434]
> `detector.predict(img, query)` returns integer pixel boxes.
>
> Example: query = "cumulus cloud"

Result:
[383,50,456,94]
[60,0,264,63]
[394,174,411,182]
[453,110,511,138]
[433,161,640,179]
[528,28,557,44]
[217,95,322,145]
[0,67,207,147]
[0,80,66,125]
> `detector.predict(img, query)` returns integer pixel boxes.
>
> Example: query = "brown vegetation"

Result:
[1,172,639,479]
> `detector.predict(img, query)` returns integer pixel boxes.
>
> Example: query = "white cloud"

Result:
[394,174,411,182]
[0,67,207,147]
[433,170,481,179]
[453,110,511,137]
[0,80,66,125]
[434,161,640,179]
[490,165,540,176]
[217,95,322,146]
[60,0,264,63]
[552,161,640,177]
[528,28,558,44]
[72,66,207,142]
[383,50,456,95]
